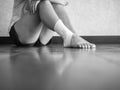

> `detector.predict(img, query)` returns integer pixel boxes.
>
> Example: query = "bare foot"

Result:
[64,34,96,49]
[39,23,55,45]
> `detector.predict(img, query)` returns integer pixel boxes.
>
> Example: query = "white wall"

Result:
[0,0,13,36]
[66,0,120,36]
[0,0,120,36]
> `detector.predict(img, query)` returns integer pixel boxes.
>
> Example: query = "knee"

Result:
[18,39,35,47]
[18,36,38,46]
[39,0,50,5]
[52,3,65,11]
[38,0,50,10]
[51,0,69,6]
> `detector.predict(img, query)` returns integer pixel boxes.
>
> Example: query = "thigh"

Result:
[14,11,42,44]
[9,25,43,47]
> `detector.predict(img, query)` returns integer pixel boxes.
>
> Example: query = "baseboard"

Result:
[0,36,120,45]
[50,36,120,44]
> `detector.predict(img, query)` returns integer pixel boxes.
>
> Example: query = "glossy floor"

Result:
[0,44,120,90]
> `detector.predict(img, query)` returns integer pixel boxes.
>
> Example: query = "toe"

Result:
[81,44,87,49]
[81,44,85,49]
[87,43,91,49]
[81,43,90,49]
[84,43,89,49]
[88,43,96,49]
[77,43,90,49]
[78,44,82,48]
[82,43,95,49]
[91,44,96,48]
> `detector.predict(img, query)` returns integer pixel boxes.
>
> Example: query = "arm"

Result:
[27,0,68,14]
[50,0,68,6]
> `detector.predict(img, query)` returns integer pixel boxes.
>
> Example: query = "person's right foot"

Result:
[64,34,96,49]
[39,24,55,45]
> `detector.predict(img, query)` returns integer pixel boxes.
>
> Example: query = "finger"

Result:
[32,2,35,13]
[33,1,37,13]
[31,1,35,13]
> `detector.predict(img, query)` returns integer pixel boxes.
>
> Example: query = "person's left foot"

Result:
[64,34,96,49]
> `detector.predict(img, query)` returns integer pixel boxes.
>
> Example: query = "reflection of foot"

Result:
[64,34,96,49]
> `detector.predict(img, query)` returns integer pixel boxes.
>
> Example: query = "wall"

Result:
[0,0,120,36]
[0,0,13,36]
[66,0,120,36]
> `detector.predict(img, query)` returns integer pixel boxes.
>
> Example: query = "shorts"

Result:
[9,25,43,47]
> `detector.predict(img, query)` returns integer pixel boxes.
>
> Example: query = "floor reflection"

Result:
[9,46,78,90]
[0,45,119,90]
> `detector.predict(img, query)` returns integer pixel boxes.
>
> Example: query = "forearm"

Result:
[50,0,68,6]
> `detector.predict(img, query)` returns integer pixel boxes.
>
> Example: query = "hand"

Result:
[27,0,41,14]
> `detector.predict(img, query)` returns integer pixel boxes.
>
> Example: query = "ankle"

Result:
[54,19,74,46]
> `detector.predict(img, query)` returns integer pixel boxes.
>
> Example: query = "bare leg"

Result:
[39,3,76,45]
[38,0,96,49]
[39,3,75,45]
[52,4,75,33]
[38,1,59,29]
[14,11,42,44]
[52,4,96,48]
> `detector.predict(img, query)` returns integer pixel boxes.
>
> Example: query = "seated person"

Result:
[9,0,96,49]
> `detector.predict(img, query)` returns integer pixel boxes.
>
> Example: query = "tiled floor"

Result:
[0,44,120,90]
